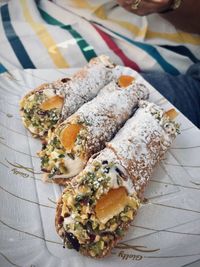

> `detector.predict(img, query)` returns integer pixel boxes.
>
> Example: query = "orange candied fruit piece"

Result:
[164,108,178,120]
[95,187,128,224]
[40,95,64,111]
[60,124,82,150]
[118,75,135,88]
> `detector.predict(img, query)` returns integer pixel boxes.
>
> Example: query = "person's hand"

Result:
[117,0,174,16]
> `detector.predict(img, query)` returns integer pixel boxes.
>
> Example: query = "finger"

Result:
[123,1,160,16]
[118,0,172,16]
[142,0,174,13]
[142,0,172,10]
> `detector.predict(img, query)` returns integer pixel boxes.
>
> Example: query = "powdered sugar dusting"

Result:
[67,78,149,160]
[61,55,114,120]
[22,78,70,100]
[107,101,177,194]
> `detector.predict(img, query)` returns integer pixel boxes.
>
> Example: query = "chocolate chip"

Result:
[89,234,96,242]
[86,221,95,234]
[65,232,80,251]
[115,167,122,175]
[61,78,70,83]
[86,222,96,242]
[103,167,110,173]
[115,167,127,180]
[37,110,47,116]
[102,160,108,165]
[42,143,47,149]
[82,197,89,205]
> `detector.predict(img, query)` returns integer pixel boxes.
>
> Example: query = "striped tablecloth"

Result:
[0,0,200,75]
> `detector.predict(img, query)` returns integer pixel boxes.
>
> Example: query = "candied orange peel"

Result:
[164,108,178,120]
[40,95,64,111]
[95,187,129,224]
[60,124,82,150]
[118,75,135,88]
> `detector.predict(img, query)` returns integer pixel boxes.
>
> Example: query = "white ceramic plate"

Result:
[0,68,200,267]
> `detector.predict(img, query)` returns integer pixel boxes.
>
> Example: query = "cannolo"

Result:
[20,55,114,138]
[20,79,68,138]
[55,101,180,258]
[38,75,149,184]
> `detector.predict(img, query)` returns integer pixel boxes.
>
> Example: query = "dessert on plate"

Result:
[38,74,149,184]
[55,101,180,258]
[20,55,114,138]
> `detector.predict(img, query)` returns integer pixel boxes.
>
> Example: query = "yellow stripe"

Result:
[71,0,200,45]
[112,19,200,45]
[20,0,69,68]
[111,19,148,39]
[146,30,200,46]
[94,6,107,20]
[71,0,95,10]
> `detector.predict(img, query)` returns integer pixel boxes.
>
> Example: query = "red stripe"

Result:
[92,24,140,72]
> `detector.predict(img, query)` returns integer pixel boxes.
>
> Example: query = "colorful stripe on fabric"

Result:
[20,0,69,68]
[110,18,200,46]
[38,8,97,62]
[93,24,140,72]
[0,62,7,74]
[94,23,180,75]
[1,4,35,69]
[160,45,199,64]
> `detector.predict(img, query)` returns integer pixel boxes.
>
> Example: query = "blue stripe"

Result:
[0,63,7,74]
[1,4,35,69]
[38,8,97,62]
[92,22,180,75]
[160,45,199,64]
